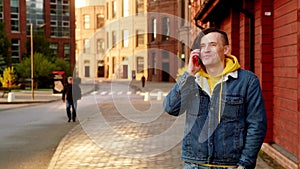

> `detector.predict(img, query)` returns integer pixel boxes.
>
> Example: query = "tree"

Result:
[0,22,11,73]
[0,67,19,90]
[26,28,54,59]
[15,53,72,88]
[16,53,54,88]
[53,57,72,77]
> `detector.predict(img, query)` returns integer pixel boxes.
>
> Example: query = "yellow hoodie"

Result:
[198,54,240,94]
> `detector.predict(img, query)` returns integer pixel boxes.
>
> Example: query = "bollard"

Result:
[144,92,150,101]
[157,91,163,101]
[7,92,15,102]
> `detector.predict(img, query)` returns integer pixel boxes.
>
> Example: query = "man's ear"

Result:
[224,45,230,54]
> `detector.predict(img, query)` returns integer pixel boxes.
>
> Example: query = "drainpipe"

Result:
[239,8,255,72]
[194,18,205,30]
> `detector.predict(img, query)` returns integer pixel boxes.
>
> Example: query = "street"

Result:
[0,101,76,169]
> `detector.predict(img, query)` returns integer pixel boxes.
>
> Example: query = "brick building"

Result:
[104,0,148,80]
[75,1,105,79]
[1,0,75,68]
[190,0,300,168]
[147,0,179,82]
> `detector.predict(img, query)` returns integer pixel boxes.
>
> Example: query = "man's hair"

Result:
[191,27,229,50]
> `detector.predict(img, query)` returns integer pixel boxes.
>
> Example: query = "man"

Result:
[62,76,81,122]
[163,28,267,169]
[141,75,146,87]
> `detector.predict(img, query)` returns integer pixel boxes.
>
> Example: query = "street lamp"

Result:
[30,23,46,100]
[30,23,34,100]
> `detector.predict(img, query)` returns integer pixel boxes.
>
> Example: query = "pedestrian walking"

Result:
[163,27,267,169]
[62,76,81,122]
[141,75,146,87]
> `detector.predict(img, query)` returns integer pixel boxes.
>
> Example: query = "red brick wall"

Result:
[273,0,298,157]
[256,0,274,143]
[147,0,178,82]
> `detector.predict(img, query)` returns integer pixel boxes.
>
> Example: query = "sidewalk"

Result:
[0,80,275,168]
[47,80,273,169]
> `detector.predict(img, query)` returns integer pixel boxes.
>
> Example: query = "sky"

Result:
[75,0,106,8]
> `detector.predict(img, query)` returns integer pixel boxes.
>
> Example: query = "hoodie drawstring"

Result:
[218,76,223,123]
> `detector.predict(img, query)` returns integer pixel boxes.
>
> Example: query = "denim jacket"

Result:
[163,69,267,169]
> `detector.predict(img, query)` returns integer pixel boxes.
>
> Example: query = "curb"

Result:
[0,99,59,104]
[47,124,82,169]
[261,143,297,169]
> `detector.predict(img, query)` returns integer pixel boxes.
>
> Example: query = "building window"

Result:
[49,0,70,37]
[136,30,144,47]
[136,56,144,73]
[83,15,90,29]
[97,13,104,28]
[162,17,170,41]
[26,0,45,38]
[112,0,117,19]
[123,0,129,17]
[97,39,105,54]
[11,39,20,64]
[106,32,110,49]
[180,0,185,26]
[62,0,69,5]
[152,52,156,75]
[151,18,156,42]
[83,39,90,53]
[62,21,69,27]
[106,2,109,20]
[64,43,70,60]
[136,0,144,14]
[122,29,129,47]
[50,43,58,55]
[62,4,69,16]
[112,31,116,48]
[162,51,169,59]
[84,66,90,77]
[11,0,19,32]
[112,57,115,73]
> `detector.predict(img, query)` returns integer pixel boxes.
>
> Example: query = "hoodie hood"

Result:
[197,54,240,94]
[198,54,240,78]
[222,54,240,75]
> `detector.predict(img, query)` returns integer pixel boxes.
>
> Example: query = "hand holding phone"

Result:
[188,49,201,75]
[192,50,201,66]
[192,55,200,66]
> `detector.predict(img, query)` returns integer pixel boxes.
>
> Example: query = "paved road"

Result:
[0,101,77,169]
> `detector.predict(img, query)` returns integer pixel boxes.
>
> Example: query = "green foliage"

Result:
[54,58,72,77]
[15,53,71,88]
[26,29,54,59]
[0,22,11,72]
[0,66,19,89]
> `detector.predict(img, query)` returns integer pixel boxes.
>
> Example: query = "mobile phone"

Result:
[192,50,201,66]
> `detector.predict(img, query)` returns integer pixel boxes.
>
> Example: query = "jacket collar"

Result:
[195,70,239,97]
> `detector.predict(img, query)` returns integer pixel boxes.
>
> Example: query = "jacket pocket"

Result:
[222,95,244,120]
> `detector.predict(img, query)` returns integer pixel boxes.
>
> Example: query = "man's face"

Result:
[199,32,229,68]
